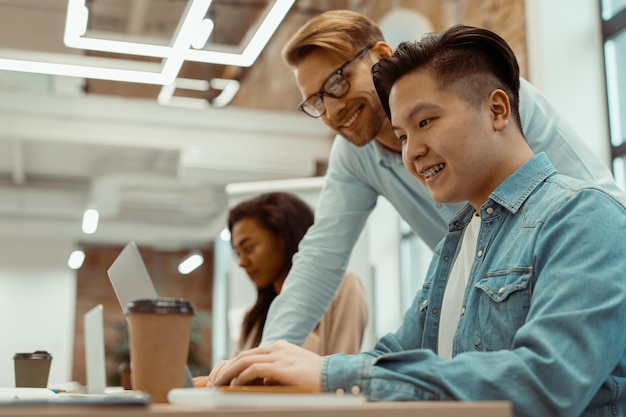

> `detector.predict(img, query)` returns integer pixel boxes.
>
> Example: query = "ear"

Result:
[489,89,511,132]
[371,41,394,59]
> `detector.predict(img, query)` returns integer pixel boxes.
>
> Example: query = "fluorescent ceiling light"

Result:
[82,208,99,234]
[64,0,294,66]
[68,250,86,269]
[0,55,165,84]
[219,228,231,241]
[0,0,294,87]
[157,77,240,108]
[178,251,204,274]
[210,79,241,108]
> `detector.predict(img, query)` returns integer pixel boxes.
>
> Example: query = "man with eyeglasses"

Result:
[199,9,626,386]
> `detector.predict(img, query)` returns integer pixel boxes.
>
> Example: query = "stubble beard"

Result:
[341,105,387,148]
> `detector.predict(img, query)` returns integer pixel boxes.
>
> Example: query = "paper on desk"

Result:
[167,387,367,408]
[0,387,151,406]
[0,388,57,401]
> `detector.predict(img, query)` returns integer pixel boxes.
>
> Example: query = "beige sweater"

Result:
[237,271,368,355]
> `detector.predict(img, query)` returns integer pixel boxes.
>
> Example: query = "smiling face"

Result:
[294,47,390,148]
[389,70,514,210]
[231,217,287,293]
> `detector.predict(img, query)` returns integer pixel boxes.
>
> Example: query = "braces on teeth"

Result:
[421,163,445,178]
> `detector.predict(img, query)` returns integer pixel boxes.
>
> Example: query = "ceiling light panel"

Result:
[0,0,295,86]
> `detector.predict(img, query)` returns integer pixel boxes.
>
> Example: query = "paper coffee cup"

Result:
[126,298,194,403]
[14,351,53,388]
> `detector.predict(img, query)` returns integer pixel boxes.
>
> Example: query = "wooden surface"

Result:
[0,401,512,417]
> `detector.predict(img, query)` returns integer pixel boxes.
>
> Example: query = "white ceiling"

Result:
[0,0,332,249]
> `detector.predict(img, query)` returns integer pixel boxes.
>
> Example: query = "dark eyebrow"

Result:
[391,102,441,131]
[232,236,251,249]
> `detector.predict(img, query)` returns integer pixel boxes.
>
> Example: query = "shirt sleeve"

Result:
[320,270,369,355]
[260,138,380,346]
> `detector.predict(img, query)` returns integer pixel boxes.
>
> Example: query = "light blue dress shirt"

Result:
[322,153,626,417]
[261,79,626,347]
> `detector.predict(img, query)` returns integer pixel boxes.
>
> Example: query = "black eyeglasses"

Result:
[297,47,370,118]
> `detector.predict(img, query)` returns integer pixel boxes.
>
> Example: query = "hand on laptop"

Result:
[193,358,230,388]
[208,340,323,389]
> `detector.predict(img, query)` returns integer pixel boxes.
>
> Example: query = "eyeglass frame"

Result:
[297,47,371,118]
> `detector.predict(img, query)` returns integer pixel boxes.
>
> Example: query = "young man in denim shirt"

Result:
[210,26,626,417]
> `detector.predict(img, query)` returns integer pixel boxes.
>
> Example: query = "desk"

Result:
[0,401,512,417]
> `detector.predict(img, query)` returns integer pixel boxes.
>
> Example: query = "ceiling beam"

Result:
[127,0,150,34]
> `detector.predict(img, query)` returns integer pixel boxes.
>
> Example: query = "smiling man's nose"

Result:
[403,136,428,161]
[323,95,346,120]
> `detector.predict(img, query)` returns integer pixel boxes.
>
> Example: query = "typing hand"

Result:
[193,359,231,388]
[213,340,323,389]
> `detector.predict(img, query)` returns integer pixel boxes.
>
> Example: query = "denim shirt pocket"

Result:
[472,267,533,351]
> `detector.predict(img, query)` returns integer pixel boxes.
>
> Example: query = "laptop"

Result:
[106,241,194,388]
[83,304,106,395]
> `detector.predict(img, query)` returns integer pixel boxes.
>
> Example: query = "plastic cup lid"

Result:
[14,350,52,360]
[126,298,194,315]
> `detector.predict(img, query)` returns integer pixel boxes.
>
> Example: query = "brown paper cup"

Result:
[126,298,194,403]
[14,351,52,388]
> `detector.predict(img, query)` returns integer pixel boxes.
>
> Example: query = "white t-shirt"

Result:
[438,214,481,360]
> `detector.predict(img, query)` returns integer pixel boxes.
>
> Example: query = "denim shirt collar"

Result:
[491,152,556,213]
[450,152,556,232]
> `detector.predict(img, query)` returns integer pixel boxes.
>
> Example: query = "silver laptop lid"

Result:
[83,304,106,395]
[107,242,158,315]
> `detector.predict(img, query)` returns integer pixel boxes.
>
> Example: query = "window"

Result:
[602,0,626,19]
[601,0,626,190]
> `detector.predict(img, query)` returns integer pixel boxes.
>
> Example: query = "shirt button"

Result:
[351,385,361,395]
[335,387,345,396]
[461,307,466,315]
[477,250,484,257]
[431,307,439,315]
[498,287,505,295]
[486,207,494,215]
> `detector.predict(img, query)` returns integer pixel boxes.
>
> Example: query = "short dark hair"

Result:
[372,25,522,132]
[228,191,314,348]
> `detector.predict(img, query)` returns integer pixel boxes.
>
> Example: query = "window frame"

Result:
[601,2,626,164]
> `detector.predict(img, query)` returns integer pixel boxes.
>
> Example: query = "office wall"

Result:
[0,238,76,387]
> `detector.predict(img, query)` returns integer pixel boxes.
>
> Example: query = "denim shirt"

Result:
[261,78,626,349]
[322,154,626,417]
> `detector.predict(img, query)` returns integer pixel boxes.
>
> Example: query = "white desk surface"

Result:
[0,400,512,417]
